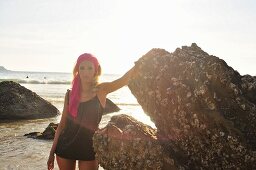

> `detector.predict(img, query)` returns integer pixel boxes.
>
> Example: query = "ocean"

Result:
[0,71,155,170]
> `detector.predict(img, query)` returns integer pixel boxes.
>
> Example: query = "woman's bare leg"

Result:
[56,155,76,170]
[78,160,98,170]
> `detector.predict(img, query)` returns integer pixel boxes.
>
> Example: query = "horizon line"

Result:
[0,66,121,75]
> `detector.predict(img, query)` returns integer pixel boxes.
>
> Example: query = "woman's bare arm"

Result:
[100,66,136,95]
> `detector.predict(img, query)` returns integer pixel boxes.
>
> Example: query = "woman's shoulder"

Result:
[96,82,109,89]
[95,83,109,96]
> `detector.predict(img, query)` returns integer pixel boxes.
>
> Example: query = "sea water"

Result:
[0,71,155,170]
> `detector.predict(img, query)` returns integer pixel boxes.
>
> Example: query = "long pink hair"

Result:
[69,53,100,118]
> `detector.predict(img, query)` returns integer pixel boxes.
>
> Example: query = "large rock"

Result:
[0,81,60,120]
[126,43,256,169]
[93,114,176,170]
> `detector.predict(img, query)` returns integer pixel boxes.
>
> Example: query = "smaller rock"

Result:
[93,114,177,170]
[24,122,58,140]
[104,98,121,114]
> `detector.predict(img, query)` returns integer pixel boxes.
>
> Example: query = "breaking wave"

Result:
[0,79,71,85]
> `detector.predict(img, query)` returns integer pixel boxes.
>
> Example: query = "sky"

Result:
[0,0,256,75]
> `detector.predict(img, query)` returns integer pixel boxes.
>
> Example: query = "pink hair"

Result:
[69,53,99,118]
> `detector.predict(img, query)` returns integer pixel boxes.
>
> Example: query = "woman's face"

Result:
[79,61,96,83]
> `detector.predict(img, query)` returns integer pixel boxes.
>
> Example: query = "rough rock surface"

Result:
[0,81,60,120]
[94,43,256,169]
[104,98,121,114]
[241,75,256,104]
[93,114,177,170]
[128,43,256,169]
[24,122,58,139]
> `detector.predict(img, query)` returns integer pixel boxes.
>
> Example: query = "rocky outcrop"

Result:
[24,123,58,139]
[0,66,9,72]
[93,114,177,170]
[104,98,121,114]
[0,81,60,120]
[94,43,256,169]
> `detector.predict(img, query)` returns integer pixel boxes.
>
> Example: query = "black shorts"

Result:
[55,128,96,161]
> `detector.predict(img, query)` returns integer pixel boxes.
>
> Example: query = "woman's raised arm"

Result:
[100,65,137,95]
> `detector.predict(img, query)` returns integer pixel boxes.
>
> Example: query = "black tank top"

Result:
[55,94,104,160]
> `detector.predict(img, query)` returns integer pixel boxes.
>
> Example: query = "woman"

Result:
[47,53,136,170]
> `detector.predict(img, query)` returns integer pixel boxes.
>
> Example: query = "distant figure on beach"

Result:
[44,76,46,79]
[26,76,29,78]
[47,53,138,170]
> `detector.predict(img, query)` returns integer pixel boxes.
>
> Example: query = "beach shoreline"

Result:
[0,73,145,170]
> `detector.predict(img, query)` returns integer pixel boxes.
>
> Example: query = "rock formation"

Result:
[0,66,9,72]
[241,75,256,104]
[24,122,58,139]
[93,114,177,170]
[0,81,60,120]
[104,98,121,114]
[94,43,256,169]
